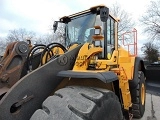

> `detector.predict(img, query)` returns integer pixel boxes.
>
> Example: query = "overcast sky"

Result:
[0,0,152,55]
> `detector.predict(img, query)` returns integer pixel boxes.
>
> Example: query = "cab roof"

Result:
[60,5,119,22]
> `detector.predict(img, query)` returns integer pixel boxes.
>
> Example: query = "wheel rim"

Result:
[141,83,145,105]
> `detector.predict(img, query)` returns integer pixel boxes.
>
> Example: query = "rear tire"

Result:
[131,71,146,118]
[30,86,123,120]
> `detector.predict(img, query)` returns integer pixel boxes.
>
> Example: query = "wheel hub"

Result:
[141,83,145,105]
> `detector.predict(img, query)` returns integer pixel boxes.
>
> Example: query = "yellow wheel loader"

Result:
[0,5,146,120]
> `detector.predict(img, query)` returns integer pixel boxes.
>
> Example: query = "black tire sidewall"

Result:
[138,71,146,116]
[130,71,146,118]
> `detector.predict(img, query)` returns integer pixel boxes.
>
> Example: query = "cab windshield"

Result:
[57,13,102,46]
[67,14,96,45]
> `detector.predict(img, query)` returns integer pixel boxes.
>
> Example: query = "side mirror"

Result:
[53,21,58,33]
[100,7,109,22]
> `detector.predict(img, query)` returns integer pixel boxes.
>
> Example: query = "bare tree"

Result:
[141,0,160,41]
[0,37,7,56]
[53,23,65,45]
[6,28,36,43]
[110,2,135,41]
[36,33,56,45]
[35,23,65,46]
[142,42,159,63]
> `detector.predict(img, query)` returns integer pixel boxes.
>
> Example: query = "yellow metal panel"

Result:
[118,68,132,110]
[73,43,102,70]
[68,44,79,51]
[119,57,131,63]
[118,57,135,80]
[93,50,118,69]
[118,47,130,57]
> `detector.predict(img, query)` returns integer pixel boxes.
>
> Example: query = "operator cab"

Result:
[53,5,119,59]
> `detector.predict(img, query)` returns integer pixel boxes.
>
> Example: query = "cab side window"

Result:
[106,17,115,59]
[107,17,115,45]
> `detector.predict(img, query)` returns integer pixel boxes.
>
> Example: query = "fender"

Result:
[58,70,118,83]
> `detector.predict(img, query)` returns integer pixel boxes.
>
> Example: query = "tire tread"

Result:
[30,86,123,120]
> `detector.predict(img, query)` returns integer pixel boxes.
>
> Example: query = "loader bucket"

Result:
[145,63,160,96]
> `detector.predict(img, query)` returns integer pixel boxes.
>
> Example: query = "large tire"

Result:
[130,71,146,118]
[30,86,123,120]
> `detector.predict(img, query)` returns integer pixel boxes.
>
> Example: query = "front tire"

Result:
[30,86,123,120]
[131,71,146,118]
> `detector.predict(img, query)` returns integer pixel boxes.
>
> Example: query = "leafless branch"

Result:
[140,0,160,41]
[110,2,135,41]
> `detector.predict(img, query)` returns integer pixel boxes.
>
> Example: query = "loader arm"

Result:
[0,45,82,120]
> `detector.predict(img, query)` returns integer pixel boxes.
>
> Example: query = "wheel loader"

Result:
[0,5,146,120]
